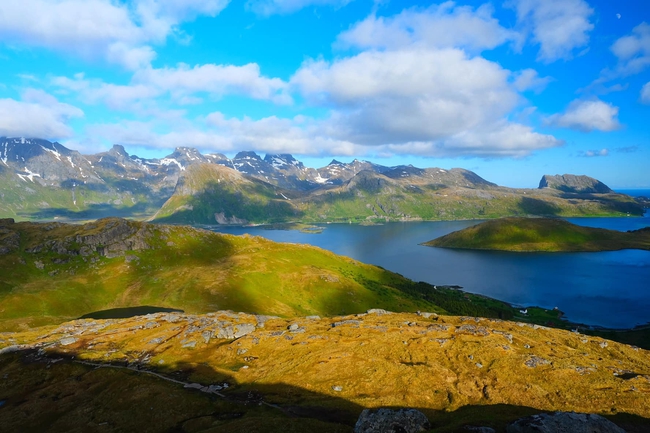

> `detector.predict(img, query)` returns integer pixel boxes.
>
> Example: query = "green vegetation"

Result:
[424,217,650,252]
[151,164,643,225]
[0,217,449,331]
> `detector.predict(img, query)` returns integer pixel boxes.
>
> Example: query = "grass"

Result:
[2,311,650,432]
[150,164,643,225]
[424,217,650,252]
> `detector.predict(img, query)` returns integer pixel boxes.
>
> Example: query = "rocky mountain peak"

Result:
[108,144,127,156]
[234,151,262,160]
[539,174,612,194]
[263,154,304,170]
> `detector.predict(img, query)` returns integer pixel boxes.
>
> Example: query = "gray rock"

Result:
[332,320,362,328]
[367,309,390,315]
[181,340,197,349]
[456,324,489,336]
[354,408,430,433]
[59,337,77,346]
[233,323,255,338]
[507,412,626,433]
[464,427,496,433]
[525,356,549,368]
[417,311,438,319]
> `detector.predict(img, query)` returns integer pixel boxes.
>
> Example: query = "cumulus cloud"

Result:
[588,23,650,88]
[336,2,515,53]
[512,69,552,93]
[134,63,291,104]
[548,99,621,132]
[0,0,229,70]
[641,82,650,104]
[246,0,352,16]
[290,47,560,157]
[53,62,291,111]
[508,0,594,62]
[611,22,650,75]
[0,90,83,139]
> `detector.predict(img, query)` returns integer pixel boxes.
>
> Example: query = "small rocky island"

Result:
[424,217,650,252]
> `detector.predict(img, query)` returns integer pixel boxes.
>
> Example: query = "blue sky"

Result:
[0,0,648,188]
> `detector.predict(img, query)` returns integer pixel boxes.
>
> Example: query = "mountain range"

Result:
[0,137,643,223]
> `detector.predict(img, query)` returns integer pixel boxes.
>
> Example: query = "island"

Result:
[423,217,650,252]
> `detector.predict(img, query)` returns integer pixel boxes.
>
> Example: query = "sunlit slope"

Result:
[2,311,650,432]
[0,217,468,331]
[424,217,650,252]
[152,164,300,224]
[152,164,643,225]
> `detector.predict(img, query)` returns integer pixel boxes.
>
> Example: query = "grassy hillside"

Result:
[424,217,650,252]
[153,165,643,225]
[0,217,527,331]
[0,170,162,221]
[153,164,300,224]
[1,312,649,432]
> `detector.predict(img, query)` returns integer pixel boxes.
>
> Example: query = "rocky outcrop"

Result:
[0,227,20,255]
[23,218,155,258]
[354,408,430,433]
[539,174,612,194]
[506,412,626,433]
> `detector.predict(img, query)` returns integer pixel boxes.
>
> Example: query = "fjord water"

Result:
[213,211,650,329]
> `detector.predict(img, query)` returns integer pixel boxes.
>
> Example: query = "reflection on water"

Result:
[213,215,650,328]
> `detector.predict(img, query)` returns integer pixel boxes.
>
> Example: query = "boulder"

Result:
[354,408,430,433]
[506,412,626,433]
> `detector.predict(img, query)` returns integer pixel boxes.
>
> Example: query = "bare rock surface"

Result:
[506,412,626,433]
[354,408,430,433]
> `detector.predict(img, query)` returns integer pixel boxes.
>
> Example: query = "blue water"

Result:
[212,214,650,328]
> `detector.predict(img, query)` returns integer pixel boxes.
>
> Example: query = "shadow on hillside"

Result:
[20,201,163,221]
[2,348,649,433]
[154,180,303,225]
[557,192,644,215]
[517,197,561,216]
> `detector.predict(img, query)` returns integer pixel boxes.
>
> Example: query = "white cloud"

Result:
[53,62,291,111]
[611,22,650,76]
[0,90,83,139]
[246,0,351,16]
[0,0,230,70]
[134,63,291,104]
[548,99,621,132]
[512,69,552,93]
[508,0,594,62]
[641,82,650,104]
[579,148,609,157]
[336,2,515,53]
[290,47,560,157]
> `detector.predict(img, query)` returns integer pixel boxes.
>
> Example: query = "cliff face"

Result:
[539,174,613,194]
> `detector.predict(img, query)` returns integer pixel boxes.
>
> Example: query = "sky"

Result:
[0,0,648,188]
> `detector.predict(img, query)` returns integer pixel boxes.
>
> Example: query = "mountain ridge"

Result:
[0,137,643,222]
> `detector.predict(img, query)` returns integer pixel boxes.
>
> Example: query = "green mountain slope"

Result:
[424,217,650,252]
[152,164,301,224]
[0,217,521,331]
[152,165,643,225]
